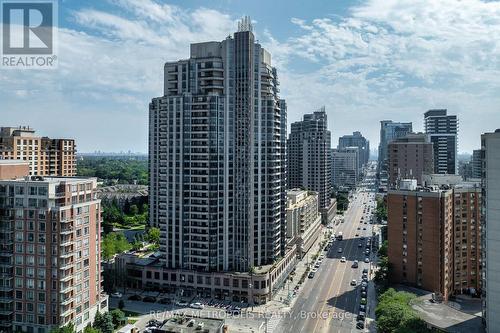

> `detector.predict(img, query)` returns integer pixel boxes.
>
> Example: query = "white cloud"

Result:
[2,0,499,153]
[0,1,236,152]
[264,0,500,152]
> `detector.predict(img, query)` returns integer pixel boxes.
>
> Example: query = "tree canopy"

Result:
[77,157,148,185]
[375,288,431,333]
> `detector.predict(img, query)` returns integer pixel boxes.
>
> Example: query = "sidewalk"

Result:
[250,223,333,315]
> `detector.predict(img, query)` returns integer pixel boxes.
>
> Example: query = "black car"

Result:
[128,294,142,301]
[357,312,366,321]
[143,296,157,303]
[158,298,171,304]
[362,268,368,274]
[359,304,366,312]
[356,320,365,329]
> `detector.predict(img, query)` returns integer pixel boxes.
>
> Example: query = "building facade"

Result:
[0,127,76,177]
[481,130,500,332]
[378,121,413,168]
[378,121,413,190]
[149,19,290,282]
[472,149,482,179]
[388,179,482,300]
[0,164,107,333]
[288,108,332,211]
[338,131,370,169]
[285,190,322,258]
[331,147,359,190]
[387,133,434,188]
[424,109,458,175]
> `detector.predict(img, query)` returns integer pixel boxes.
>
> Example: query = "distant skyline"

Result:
[2,0,500,153]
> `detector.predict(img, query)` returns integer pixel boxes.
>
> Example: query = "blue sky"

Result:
[2,0,500,153]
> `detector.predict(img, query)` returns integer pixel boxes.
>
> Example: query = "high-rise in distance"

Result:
[424,109,458,175]
[288,108,335,223]
[0,127,76,177]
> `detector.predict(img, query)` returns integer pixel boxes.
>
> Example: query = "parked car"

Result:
[356,320,365,329]
[361,291,367,298]
[364,257,370,263]
[350,279,357,286]
[128,294,142,301]
[358,243,363,248]
[110,292,122,298]
[190,302,204,309]
[143,296,157,303]
[359,304,366,311]
[340,257,346,263]
[360,298,367,305]
[176,300,189,306]
[352,260,359,268]
[308,271,315,278]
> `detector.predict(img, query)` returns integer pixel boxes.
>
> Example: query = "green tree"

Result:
[147,227,160,247]
[376,197,388,222]
[336,191,349,212]
[375,288,431,333]
[129,204,139,216]
[101,232,132,260]
[379,240,388,257]
[83,325,100,333]
[49,323,75,333]
[93,311,114,333]
[110,309,126,328]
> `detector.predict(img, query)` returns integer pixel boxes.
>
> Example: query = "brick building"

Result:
[0,163,107,333]
[0,127,76,177]
[388,179,481,300]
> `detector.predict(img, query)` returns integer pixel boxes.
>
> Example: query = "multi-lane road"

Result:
[277,170,378,332]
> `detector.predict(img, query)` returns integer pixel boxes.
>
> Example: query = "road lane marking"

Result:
[311,194,363,333]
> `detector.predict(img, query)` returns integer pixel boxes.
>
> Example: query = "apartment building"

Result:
[388,182,454,300]
[388,178,481,300]
[331,147,359,189]
[471,149,482,179]
[0,127,76,177]
[147,18,295,303]
[481,130,500,332]
[387,133,434,188]
[338,131,370,169]
[288,108,334,221]
[378,121,413,190]
[0,163,107,333]
[285,190,322,258]
[424,109,458,175]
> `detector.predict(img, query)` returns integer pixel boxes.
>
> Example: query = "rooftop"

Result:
[0,175,97,184]
[158,315,224,333]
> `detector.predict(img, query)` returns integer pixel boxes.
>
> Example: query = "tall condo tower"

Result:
[149,18,287,272]
[424,109,458,174]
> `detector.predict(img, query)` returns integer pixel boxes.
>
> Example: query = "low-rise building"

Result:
[108,246,298,305]
[286,189,322,257]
